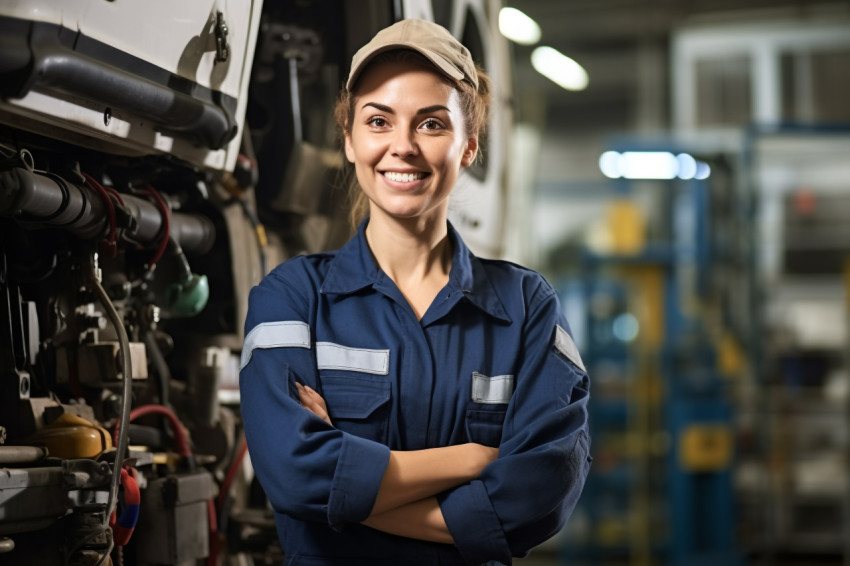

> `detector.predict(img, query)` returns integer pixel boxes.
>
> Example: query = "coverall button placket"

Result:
[420,288,467,448]
[374,275,435,450]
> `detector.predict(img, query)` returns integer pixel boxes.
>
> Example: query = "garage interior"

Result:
[2,0,850,564]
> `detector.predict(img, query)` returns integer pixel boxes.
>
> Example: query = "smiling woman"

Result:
[343,59,476,228]
[336,42,491,230]
[239,18,592,566]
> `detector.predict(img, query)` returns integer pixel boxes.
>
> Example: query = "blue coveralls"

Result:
[239,220,591,565]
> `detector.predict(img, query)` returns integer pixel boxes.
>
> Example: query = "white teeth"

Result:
[384,171,424,182]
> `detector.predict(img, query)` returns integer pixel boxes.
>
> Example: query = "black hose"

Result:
[0,167,215,253]
[143,329,171,408]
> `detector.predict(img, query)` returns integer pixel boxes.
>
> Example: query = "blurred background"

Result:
[500,1,850,565]
[1,0,850,565]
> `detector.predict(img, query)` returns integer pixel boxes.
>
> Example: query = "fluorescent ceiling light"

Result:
[675,153,697,180]
[499,7,541,45]
[599,151,711,180]
[531,46,588,91]
[620,151,678,179]
[599,151,621,179]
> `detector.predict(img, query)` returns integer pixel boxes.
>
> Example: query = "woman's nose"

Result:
[391,128,419,158]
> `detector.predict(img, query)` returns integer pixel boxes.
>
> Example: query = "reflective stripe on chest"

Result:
[316,342,390,375]
[471,372,514,404]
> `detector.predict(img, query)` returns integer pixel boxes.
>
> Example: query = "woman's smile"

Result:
[381,170,430,185]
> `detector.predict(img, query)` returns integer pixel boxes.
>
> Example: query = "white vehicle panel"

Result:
[0,0,262,173]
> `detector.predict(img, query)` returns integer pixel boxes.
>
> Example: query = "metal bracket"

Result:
[215,11,230,63]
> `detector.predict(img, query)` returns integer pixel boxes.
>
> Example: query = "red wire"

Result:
[110,467,140,546]
[111,405,218,564]
[212,437,249,566]
[143,184,171,268]
[207,499,218,566]
[105,186,126,207]
[82,172,118,255]
[217,436,249,515]
[111,404,191,457]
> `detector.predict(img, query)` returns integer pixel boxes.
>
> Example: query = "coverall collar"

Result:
[321,219,511,323]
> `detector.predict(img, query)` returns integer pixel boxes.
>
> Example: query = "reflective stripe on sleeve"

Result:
[240,321,311,370]
[471,372,515,404]
[316,342,390,375]
[554,324,586,372]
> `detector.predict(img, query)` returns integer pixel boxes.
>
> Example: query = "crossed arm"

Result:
[296,383,498,543]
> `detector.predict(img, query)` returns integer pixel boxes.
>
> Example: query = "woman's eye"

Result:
[421,119,444,131]
[367,117,388,128]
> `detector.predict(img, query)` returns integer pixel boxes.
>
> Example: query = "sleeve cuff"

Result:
[327,432,391,529]
[438,480,511,564]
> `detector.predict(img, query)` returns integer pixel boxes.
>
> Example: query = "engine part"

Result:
[0,458,111,537]
[135,470,215,564]
[0,467,71,535]
[55,342,149,386]
[191,346,229,427]
[0,446,47,465]
[0,167,215,254]
[24,414,112,460]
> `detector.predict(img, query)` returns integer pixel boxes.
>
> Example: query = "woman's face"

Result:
[344,60,478,224]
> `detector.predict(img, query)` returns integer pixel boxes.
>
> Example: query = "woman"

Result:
[240,18,591,566]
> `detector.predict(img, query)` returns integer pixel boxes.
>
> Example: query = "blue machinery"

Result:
[558,144,741,565]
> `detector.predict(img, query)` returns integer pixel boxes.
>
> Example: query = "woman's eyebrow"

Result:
[360,102,451,115]
[362,102,394,113]
[417,104,451,115]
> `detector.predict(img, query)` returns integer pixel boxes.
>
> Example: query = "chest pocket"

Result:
[320,374,391,443]
[465,372,513,447]
[317,342,391,444]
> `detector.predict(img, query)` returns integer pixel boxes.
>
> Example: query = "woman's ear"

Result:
[460,136,479,168]
[344,132,355,163]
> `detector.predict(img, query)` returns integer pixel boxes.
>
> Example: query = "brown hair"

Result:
[334,50,492,228]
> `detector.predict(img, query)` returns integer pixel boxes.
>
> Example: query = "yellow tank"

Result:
[26,413,113,459]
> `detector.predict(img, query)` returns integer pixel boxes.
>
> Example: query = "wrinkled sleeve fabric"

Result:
[239,264,391,529]
[439,282,592,565]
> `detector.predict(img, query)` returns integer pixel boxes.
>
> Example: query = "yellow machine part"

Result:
[678,423,732,472]
[717,332,746,378]
[27,413,113,459]
[607,199,646,254]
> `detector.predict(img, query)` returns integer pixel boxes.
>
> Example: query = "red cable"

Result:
[105,186,126,207]
[110,467,140,546]
[111,404,191,457]
[143,184,171,269]
[82,172,118,256]
[111,405,217,564]
[207,499,218,566]
[217,436,249,515]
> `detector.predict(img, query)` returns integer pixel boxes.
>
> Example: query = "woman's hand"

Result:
[296,382,332,426]
[296,380,499,523]
[470,443,499,471]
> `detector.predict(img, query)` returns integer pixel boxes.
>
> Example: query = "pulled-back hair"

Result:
[334,49,492,227]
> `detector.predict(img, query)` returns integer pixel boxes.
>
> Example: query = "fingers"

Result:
[296,382,332,425]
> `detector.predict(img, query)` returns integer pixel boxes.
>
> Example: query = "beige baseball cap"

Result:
[346,19,478,91]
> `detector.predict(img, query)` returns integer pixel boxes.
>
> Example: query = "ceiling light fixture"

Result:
[498,7,542,45]
[531,46,588,91]
[599,151,712,180]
